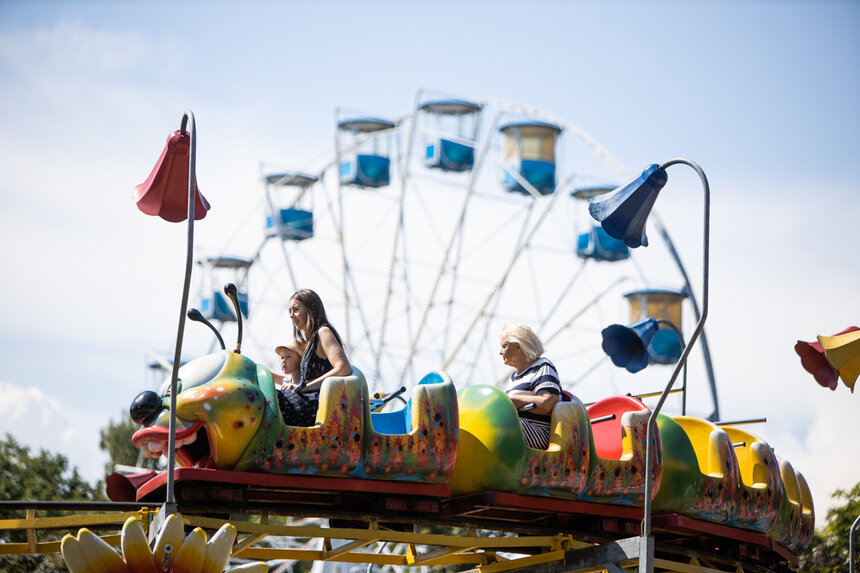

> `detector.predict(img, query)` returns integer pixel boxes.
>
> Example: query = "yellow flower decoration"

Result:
[61,513,267,573]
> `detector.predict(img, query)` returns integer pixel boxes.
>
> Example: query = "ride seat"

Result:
[672,417,734,479]
[370,373,443,435]
[722,426,771,488]
[586,395,648,460]
[779,458,814,517]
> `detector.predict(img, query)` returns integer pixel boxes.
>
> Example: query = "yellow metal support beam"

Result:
[478,549,566,573]
[407,544,476,565]
[652,557,742,573]
[0,509,154,556]
[0,509,763,573]
[184,514,568,551]
[26,509,37,554]
[180,515,590,570]
[323,537,378,560]
[233,532,270,554]
[0,510,152,531]
[0,534,122,555]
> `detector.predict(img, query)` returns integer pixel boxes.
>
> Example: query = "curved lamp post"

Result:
[851,513,860,573]
[589,158,709,572]
[133,111,208,515]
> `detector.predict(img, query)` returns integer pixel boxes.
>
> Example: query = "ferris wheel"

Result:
[193,90,720,419]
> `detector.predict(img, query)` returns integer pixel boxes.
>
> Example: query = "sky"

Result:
[0,0,858,527]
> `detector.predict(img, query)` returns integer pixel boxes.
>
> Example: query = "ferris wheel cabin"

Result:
[197,256,252,322]
[500,120,562,195]
[624,288,687,365]
[263,172,317,241]
[338,117,396,188]
[419,98,482,172]
[572,184,630,262]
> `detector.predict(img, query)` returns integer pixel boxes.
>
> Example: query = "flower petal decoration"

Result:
[817,326,860,393]
[63,513,264,573]
[588,164,667,248]
[133,129,210,222]
[601,318,659,373]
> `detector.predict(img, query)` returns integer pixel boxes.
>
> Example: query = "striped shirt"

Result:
[505,357,562,449]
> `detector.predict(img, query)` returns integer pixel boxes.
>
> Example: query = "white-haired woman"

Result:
[499,324,563,449]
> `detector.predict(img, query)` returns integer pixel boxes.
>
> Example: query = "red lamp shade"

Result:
[795,326,860,391]
[133,130,210,222]
[794,338,839,390]
[818,326,860,393]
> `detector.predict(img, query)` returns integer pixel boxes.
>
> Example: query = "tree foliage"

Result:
[98,411,165,475]
[98,411,145,475]
[0,433,105,572]
[797,480,860,573]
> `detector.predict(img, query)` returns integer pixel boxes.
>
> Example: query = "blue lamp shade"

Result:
[647,328,684,365]
[601,318,659,373]
[588,164,668,248]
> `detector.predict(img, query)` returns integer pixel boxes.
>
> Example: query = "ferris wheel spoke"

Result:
[261,177,301,292]
[343,262,378,361]
[543,275,630,346]
[442,181,565,371]
[444,137,570,364]
[536,258,590,332]
[375,103,419,380]
[442,226,466,366]
[568,354,611,388]
[397,112,502,384]
[459,207,541,384]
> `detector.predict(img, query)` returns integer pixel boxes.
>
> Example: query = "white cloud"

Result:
[0,380,110,484]
[767,386,860,523]
[0,18,171,84]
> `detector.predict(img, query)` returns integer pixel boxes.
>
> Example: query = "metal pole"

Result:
[850,514,860,573]
[654,218,720,421]
[164,110,198,516]
[653,319,687,416]
[640,158,710,573]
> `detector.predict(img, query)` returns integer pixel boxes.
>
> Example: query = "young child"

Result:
[273,339,305,391]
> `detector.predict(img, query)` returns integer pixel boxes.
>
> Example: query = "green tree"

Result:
[797,481,860,572]
[98,411,150,475]
[0,433,105,572]
[98,412,165,474]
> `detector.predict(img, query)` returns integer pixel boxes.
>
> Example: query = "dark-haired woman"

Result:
[277,289,351,426]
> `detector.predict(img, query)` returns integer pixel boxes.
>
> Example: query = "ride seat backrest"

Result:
[779,458,802,507]
[798,471,814,516]
[586,396,648,460]
[723,426,769,488]
[674,417,729,478]
[255,363,283,424]
[369,371,443,435]
[371,405,409,435]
